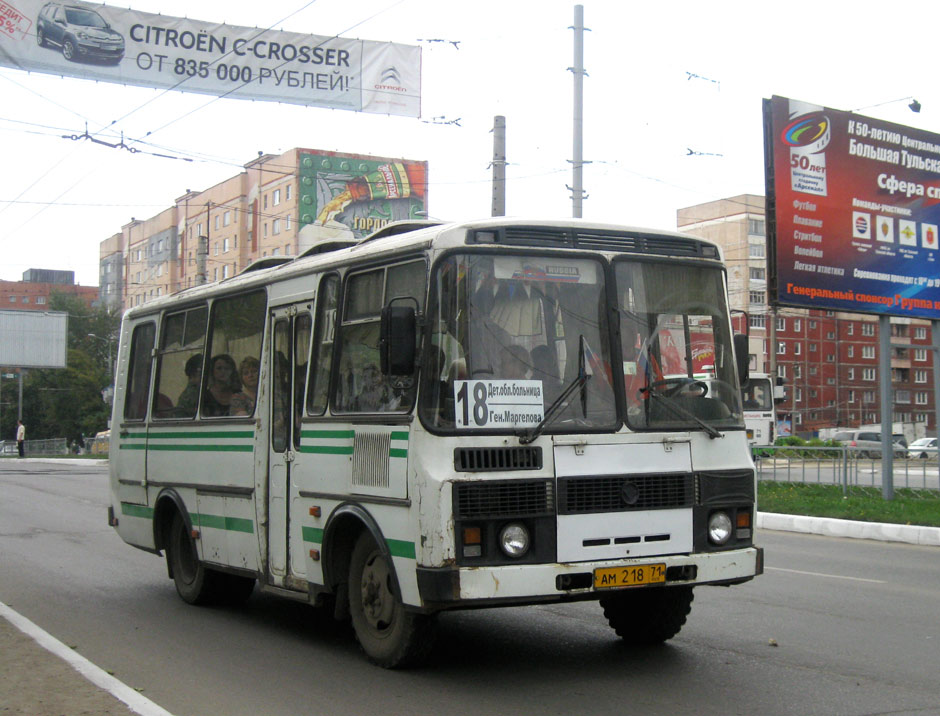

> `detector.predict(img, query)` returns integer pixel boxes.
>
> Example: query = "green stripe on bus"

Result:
[147,431,255,439]
[389,448,408,459]
[145,443,253,452]
[302,526,324,544]
[119,444,147,451]
[121,503,154,519]
[390,431,409,441]
[194,513,254,534]
[297,445,355,455]
[301,527,414,560]
[301,430,355,439]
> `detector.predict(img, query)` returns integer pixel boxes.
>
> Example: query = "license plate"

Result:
[594,563,666,589]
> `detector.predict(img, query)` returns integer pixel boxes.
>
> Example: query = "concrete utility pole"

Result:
[569,5,588,218]
[491,115,506,217]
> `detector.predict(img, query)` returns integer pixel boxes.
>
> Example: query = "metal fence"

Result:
[0,436,107,456]
[753,445,939,497]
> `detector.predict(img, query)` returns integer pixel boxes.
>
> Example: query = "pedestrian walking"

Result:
[16,420,25,458]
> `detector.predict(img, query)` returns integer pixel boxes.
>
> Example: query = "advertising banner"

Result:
[295,151,428,251]
[764,95,940,320]
[0,0,421,116]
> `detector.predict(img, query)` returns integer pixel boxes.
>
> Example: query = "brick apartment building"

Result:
[98,148,428,313]
[1,269,99,312]
[678,195,937,437]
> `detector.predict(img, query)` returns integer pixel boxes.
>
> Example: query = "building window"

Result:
[776,317,786,331]
[793,319,801,332]
[286,215,292,231]
[847,345,854,358]
[37,296,46,305]
[222,265,230,279]
[915,326,927,339]
[777,342,786,355]
[273,219,281,235]
[750,315,766,329]
[847,368,855,380]
[863,345,875,359]
[22,297,29,303]
[847,323,854,335]
[810,342,817,352]
[864,391,875,404]
[863,368,876,381]
[848,390,855,403]
[795,387,802,402]
[809,366,818,376]
[896,390,910,404]
[862,323,875,336]
[223,211,231,226]
[285,243,291,255]
[826,353,835,362]
[263,194,268,210]
[915,369,927,383]
[8,296,14,303]
[777,365,787,378]
[273,188,281,205]
[286,184,292,201]
[827,331,835,339]
[264,223,268,238]
[794,343,802,355]
[750,290,765,305]
[223,238,230,253]
[915,348,927,361]
[750,267,765,280]
[748,218,765,236]
[793,364,802,378]
[809,320,817,330]
[748,243,765,258]
[916,413,928,423]
[916,391,928,405]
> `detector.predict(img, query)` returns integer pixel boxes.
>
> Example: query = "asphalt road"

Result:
[1,459,938,716]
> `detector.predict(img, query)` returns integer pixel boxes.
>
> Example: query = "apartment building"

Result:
[678,195,936,436]
[99,148,428,310]
[1,269,98,312]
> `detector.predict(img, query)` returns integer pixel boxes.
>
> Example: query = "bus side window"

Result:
[334,261,426,414]
[153,306,208,419]
[204,291,267,418]
[124,322,156,421]
[307,274,338,416]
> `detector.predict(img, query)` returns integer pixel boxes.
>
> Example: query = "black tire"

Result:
[348,532,436,668]
[166,512,222,605]
[62,38,76,61]
[600,586,694,645]
[36,28,47,47]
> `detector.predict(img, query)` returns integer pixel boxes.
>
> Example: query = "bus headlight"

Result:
[707,511,733,545]
[498,523,530,558]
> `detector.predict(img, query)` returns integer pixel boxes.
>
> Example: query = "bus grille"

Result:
[473,226,709,257]
[454,446,542,472]
[557,473,694,514]
[454,479,554,518]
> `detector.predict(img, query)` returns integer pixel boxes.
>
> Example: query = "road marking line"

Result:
[0,600,175,716]
[767,566,886,584]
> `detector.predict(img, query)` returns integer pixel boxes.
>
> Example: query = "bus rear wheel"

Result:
[600,585,694,645]
[167,512,221,605]
[348,532,436,668]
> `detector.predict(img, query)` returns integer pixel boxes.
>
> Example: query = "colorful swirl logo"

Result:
[781,113,830,149]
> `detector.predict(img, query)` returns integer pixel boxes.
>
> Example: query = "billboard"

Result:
[296,151,428,251]
[0,0,421,116]
[0,310,67,368]
[764,95,940,320]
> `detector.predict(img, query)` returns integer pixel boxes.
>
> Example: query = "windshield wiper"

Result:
[645,390,723,440]
[518,336,591,445]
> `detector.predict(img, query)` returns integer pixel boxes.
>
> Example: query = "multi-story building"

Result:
[99,148,428,311]
[678,195,936,436]
[1,269,99,312]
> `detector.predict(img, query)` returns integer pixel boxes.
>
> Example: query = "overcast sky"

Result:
[2,0,936,287]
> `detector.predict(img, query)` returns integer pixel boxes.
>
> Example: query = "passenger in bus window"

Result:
[176,353,203,417]
[499,344,531,379]
[230,356,260,416]
[203,354,240,417]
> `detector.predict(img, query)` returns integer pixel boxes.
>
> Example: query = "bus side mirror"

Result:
[733,333,749,386]
[380,304,417,375]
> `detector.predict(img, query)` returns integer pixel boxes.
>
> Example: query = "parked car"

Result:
[36,2,124,64]
[906,437,937,460]
[832,429,907,459]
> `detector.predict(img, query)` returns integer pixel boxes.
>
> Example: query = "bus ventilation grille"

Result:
[475,227,706,257]
[557,473,694,514]
[454,479,554,519]
[454,446,542,472]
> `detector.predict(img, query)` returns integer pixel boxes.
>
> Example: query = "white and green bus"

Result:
[108,218,762,667]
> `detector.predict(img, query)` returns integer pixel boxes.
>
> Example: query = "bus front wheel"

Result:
[348,532,436,668]
[600,585,693,645]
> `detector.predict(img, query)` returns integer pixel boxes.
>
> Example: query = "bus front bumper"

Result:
[416,546,763,609]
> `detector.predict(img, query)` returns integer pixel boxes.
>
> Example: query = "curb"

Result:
[757,511,940,547]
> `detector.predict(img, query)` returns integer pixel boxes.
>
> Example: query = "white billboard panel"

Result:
[0,310,68,368]
[0,1,421,117]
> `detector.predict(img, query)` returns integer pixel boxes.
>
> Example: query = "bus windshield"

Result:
[617,260,742,432]
[421,253,617,432]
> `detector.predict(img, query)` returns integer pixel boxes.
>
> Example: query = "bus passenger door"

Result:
[267,304,312,589]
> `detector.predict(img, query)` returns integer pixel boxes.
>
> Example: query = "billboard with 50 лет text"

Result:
[764,95,940,320]
[0,0,421,116]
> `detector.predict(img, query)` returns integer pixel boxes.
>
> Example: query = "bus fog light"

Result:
[498,523,530,558]
[708,511,733,545]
